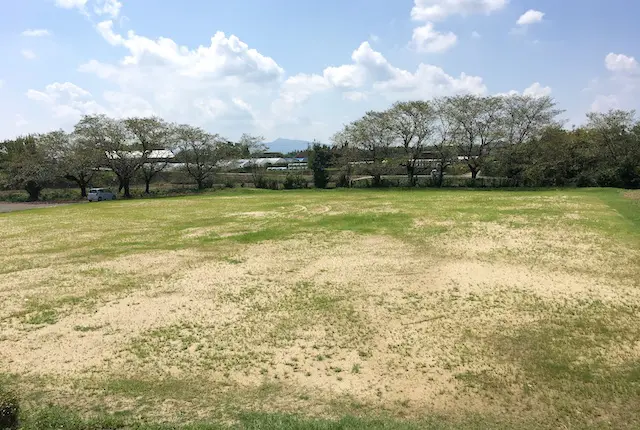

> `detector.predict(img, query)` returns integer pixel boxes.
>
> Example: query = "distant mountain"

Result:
[265,138,311,154]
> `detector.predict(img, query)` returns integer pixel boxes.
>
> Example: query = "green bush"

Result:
[283,173,307,190]
[0,387,19,430]
[254,176,280,190]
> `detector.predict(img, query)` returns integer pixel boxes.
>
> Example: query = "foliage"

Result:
[0,385,19,430]
[308,142,332,188]
[283,173,308,189]
[340,110,395,187]
[388,100,436,186]
[74,115,142,198]
[0,135,59,201]
[493,110,640,188]
[125,117,173,194]
[175,124,226,190]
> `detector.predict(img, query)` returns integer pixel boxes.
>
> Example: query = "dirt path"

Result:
[0,202,71,213]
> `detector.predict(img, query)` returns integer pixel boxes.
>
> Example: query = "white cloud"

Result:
[589,53,640,114]
[75,20,287,134]
[412,23,457,53]
[21,50,36,60]
[375,64,486,98]
[272,40,485,118]
[94,0,122,18]
[605,53,639,73]
[409,1,505,56]
[22,29,51,37]
[323,65,367,89]
[93,21,283,82]
[54,0,87,10]
[517,9,544,26]
[195,97,255,121]
[471,31,481,39]
[523,82,552,98]
[497,82,551,98]
[411,0,509,22]
[26,82,103,121]
[369,34,380,43]
[343,91,368,102]
[591,95,620,112]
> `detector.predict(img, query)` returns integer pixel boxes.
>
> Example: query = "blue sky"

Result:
[1,0,639,142]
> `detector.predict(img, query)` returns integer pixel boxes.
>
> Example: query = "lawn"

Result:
[1,188,639,429]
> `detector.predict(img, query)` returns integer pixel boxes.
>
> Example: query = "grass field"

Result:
[1,188,639,429]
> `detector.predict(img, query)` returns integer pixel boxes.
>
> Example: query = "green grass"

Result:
[1,188,639,429]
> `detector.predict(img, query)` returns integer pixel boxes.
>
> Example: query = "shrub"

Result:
[254,176,280,190]
[283,173,307,190]
[223,178,236,189]
[335,173,351,188]
[0,387,19,430]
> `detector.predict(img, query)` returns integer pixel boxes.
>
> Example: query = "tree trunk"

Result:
[470,166,479,180]
[25,182,42,202]
[65,175,88,198]
[197,179,204,190]
[438,169,445,188]
[372,174,382,187]
[144,179,151,194]
[123,180,132,198]
[406,165,415,187]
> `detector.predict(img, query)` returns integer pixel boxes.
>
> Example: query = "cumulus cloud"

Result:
[22,29,51,37]
[94,0,122,18]
[605,53,639,73]
[21,50,36,60]
[517,10,544,26]
[92,21,283,82]
[54,0,88,8]
[410,1,506,54]
[273,41,486,116]
[523,82,552,98]
[591,95,620,112]
[343,91,368,102]
[411,0,508,21]
[26,82,106,120]
[412,23,457,53]
[589,53,640,113]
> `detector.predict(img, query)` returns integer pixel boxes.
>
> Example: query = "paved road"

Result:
[0,202,70,213]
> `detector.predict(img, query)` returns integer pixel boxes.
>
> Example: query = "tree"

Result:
[40,130,101,198]
[585,110,640,188]
[238,134,267,157]
[502,95,563,146]
[124,117,172,194]
[0,135,58,201]
[431,99,459,187]
[330,129,357,188]
[342,110,395,187]
[308,141,332,188]
[175,124,225,190]
[74,115,150,198]
[444,95,504,179]
[388,101,436,186]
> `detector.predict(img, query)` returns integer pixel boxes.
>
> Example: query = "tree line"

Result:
[327,96,639,189]
[0,115,265,200]
[1,96,639,201]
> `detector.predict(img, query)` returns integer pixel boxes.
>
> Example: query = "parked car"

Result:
[87,188,116,202]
